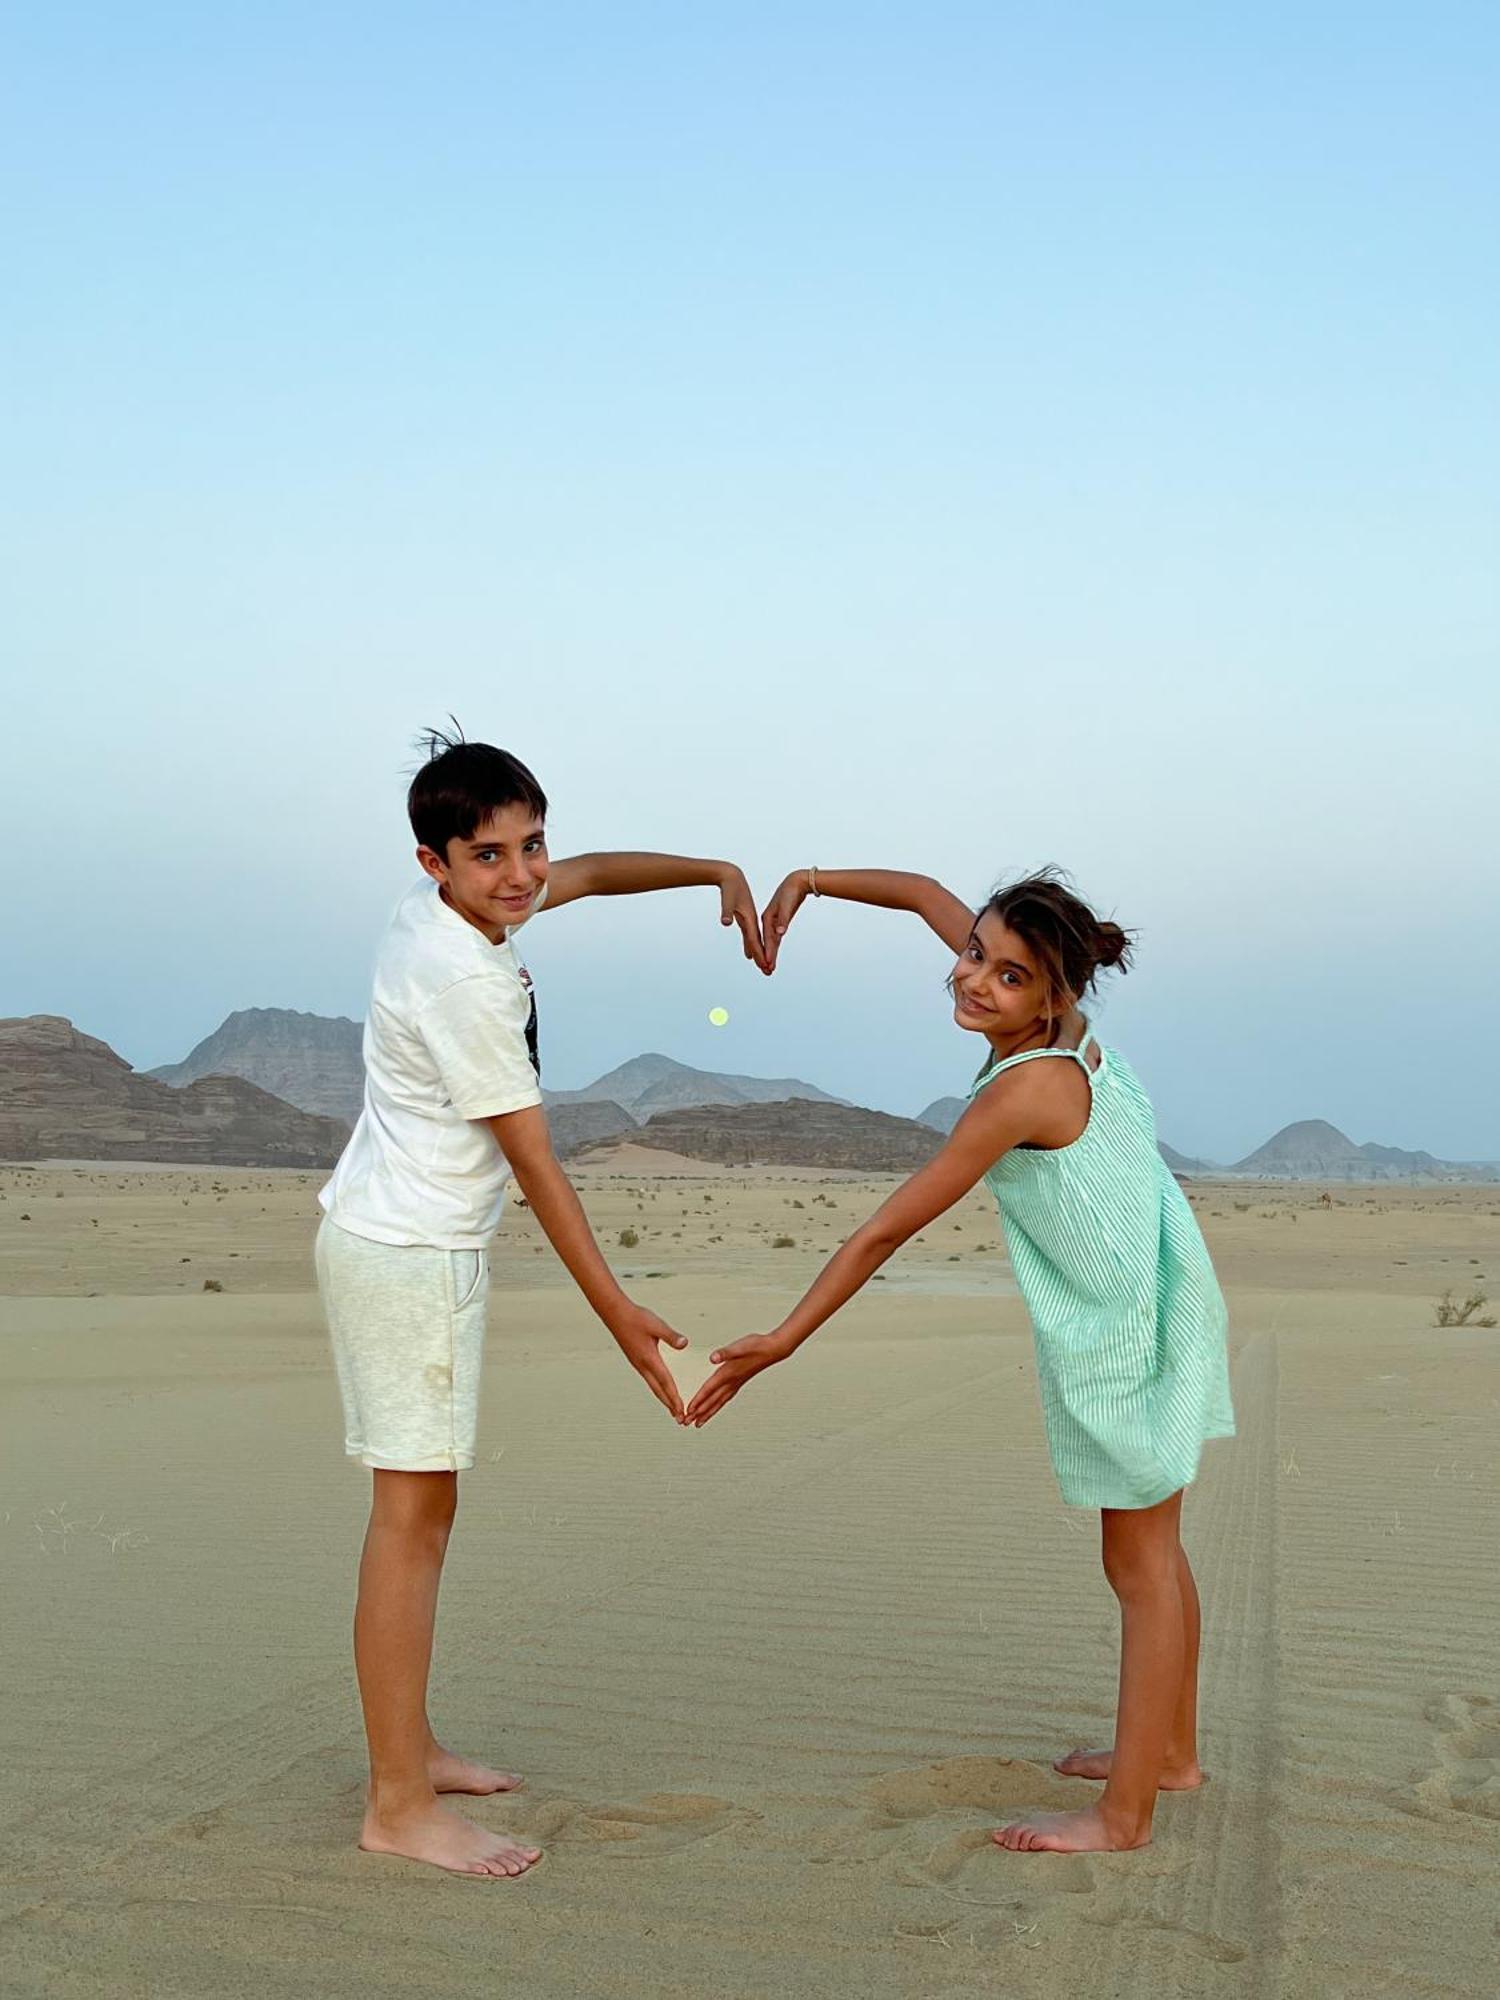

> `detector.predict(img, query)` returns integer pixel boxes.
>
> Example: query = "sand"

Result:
[1,1162,1497,1998]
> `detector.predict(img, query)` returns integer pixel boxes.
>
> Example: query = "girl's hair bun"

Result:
[1093,920,1132,971]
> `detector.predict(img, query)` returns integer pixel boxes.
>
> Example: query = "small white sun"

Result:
[708,1006,730,1027]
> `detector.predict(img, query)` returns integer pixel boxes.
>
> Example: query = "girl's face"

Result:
[950,910,1059,1040]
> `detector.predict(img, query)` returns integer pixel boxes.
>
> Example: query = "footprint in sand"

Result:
[510,1792,754,1856]
[863,1754,1060,1824]
[1419,1693,1500,1820]
[812,1757,1095,1903]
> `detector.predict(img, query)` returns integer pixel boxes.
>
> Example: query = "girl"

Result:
[685,866,1235,1855]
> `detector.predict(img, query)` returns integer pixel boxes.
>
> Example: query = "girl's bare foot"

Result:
[993,1804,1150,1853]
[1053,1745,1204,1789]
[360,1797,541,1877]
[427,1745,524,1795]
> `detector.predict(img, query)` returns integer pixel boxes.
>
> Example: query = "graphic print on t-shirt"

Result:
[518,965,540,1080]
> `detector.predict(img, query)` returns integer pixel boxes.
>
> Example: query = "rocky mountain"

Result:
[1233,1119,1366,1175]
[1159,1140,1213,1176]
[546,1099,639,1159]
[625,1099,944,1172]
[148,1008,365,1128]
[0,1016,348,1168]
[547,1052,847,1118]
[1229,1119,1494,1182]
[916,1095,966,1135]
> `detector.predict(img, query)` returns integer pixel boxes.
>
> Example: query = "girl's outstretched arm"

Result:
[760,869,974,970]
[685,1062,1074,1427]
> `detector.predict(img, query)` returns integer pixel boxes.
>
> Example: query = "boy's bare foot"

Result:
[1053,1745,1204,1789]
[993,1804,1150,1853]
[361,1797,541,1877]
[427,1745,524,1795]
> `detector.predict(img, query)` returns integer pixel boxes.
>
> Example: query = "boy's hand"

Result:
[685,1331,793,1427]
[719,866,771,974]
[609,1303,691,1422]
[760,871,810,973]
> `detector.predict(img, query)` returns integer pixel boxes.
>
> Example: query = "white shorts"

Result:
[315,1216,490,1471]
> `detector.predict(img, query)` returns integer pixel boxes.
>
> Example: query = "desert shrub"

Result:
[618,1226,639,1248]
[1434,1289,1497,1328]
[772,1234,796,1249]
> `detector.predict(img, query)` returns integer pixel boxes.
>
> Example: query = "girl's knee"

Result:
[1101,1514,1181,1599]
[1104,1548,1179,1602]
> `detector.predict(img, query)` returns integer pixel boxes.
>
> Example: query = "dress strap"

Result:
[972,1023,1097,1092]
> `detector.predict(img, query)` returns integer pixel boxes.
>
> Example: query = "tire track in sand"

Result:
[1110,1330,1283,1991]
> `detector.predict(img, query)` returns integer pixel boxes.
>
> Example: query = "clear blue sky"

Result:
[3,3,1497,1161]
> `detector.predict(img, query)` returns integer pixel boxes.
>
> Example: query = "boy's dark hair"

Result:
[983,868,1134,1023]
[407,723,548,857]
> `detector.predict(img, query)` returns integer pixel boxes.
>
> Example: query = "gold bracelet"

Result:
[808,865,820,897]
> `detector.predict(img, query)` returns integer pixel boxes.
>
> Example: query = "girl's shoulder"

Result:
[968,1031,1105,1097]
[965,1044,1096,1151]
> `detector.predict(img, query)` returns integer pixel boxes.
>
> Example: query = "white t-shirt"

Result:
[319,879,545,1249]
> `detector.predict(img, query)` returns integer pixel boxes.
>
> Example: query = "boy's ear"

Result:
[415,844,449,884]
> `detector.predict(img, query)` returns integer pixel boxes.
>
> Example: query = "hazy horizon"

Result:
[4,5,1497,1163]
[152,1003,1500,1165]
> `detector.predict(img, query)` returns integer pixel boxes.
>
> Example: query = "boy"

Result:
[316,730,766,1878]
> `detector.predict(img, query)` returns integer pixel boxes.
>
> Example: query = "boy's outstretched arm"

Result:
[542,852,770,972]
[487,1105,689,1422]
[684,1063,1067,1426]
[760,869,974,971]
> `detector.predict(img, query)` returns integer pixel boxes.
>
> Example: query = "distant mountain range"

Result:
[1222,1118,1495,1182]
[147,1008,366,1127]
[916,1095,966,1135]
[545,1051,847,1118]
[0,1016,348,1168]
[6,1009,1492,1181]
[141,1018,844,1136]
[628,1099,942,1172]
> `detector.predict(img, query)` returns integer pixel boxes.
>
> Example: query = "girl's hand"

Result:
[760,871,810,973]
[685,1332,793,1427]
[718,865,771,973]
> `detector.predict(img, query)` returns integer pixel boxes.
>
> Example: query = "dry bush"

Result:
[1433,1288,1497,1328]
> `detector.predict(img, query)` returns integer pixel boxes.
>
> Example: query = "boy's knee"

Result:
[371,1469,459,1537]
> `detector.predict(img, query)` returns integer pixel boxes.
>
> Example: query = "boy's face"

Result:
[418,803,549,943]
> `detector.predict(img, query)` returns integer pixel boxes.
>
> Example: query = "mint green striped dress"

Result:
[970,1027,1234,1510]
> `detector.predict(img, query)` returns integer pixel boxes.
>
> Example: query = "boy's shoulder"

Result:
[374,881,523,1005]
